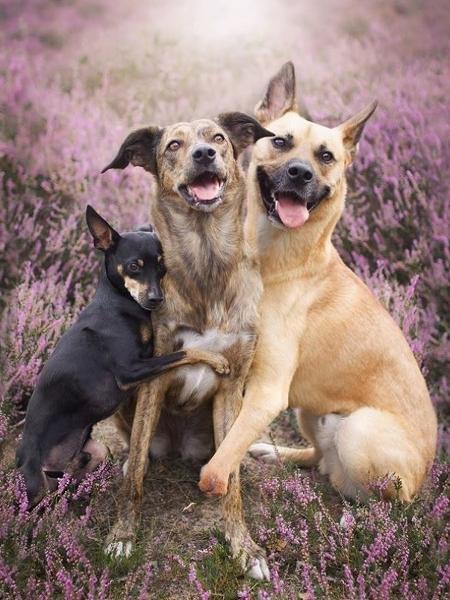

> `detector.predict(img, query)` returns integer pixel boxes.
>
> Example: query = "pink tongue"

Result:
[189,178,220,201]
[276,196,309,228]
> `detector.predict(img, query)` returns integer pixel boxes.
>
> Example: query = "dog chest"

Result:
[168,328,239,411]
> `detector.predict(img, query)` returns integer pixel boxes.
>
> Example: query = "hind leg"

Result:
[317,408,426,501]
[249,409,322,467]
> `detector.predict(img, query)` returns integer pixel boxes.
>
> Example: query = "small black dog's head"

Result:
[86,205,166,311]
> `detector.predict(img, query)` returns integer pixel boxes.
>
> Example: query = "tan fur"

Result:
[200,66,437,503]
[105,116,269,576]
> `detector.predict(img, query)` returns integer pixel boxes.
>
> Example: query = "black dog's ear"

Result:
[255,61,298,124]
[86,205,120,252]
[216,112,274,156]
[101,126,163,174]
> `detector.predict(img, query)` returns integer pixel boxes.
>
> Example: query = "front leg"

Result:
[115,349,230,388]
[105,327,173,558]
[210,340,270,581]
[200,331,299,498]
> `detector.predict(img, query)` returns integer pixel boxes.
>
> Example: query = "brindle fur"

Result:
[102,115,273,579]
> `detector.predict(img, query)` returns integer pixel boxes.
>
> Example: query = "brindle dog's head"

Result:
[102,114,273,213]
[251,62,377,229]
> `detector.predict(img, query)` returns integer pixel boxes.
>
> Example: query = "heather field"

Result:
[0,0,449,598]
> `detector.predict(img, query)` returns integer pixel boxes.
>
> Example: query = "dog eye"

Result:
[167,140,181,151]
[320,150,334,163]
[213,133,225,143]
[272,137,286,149]
[127,262,140,273]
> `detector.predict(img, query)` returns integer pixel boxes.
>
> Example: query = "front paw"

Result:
[212,354,230,376]
[105,539,133,559]
[198,463,229,497]
[104,519,135,560]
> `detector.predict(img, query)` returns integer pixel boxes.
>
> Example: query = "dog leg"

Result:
[212,385,270,581]
[321,408,425,501]
[199,335,299,497]
[105,375,168,558]
[249,409,322,466]
[116,349,230,388]
[249,443,320,466]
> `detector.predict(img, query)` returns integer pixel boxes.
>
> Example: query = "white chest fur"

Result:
[173,328,239,409]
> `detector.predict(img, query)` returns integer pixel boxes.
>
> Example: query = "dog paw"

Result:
[105,540,133,559]
[231,536,270,581]
[247,556,270,581]
[212,355,230,375]
[198,464,228,497]
[249,442,278,463]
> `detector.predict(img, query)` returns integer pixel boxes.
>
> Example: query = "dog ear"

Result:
[255,61,297,124]
[216,112,274,156]
[136,224,154,233]
[101,127,163,174]
[338,100,378,162]
[86,205,121,252]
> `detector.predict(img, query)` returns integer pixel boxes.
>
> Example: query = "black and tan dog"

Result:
[199,63,437,503]
[101,113,273,579]
[17,206,229,506]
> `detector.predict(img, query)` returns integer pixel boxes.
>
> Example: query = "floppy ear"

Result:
[101,126,163,174]
[216,112,274,156]
[86,205,120,251]
[338,100,378,162]
[255,61,297,124]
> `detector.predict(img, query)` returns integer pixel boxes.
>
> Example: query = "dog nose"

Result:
[192,144,216,165]
[147,288,163,309]
[147,296,163,309]
[287,161,314,184]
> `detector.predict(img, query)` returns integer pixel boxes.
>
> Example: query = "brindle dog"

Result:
[101,113,273,579]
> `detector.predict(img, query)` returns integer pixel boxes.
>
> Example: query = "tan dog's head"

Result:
[103,114,273,213]
[251,62,377,229]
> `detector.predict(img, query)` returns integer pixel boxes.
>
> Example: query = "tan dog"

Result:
[199,63,437,503]
[101,113,273,579]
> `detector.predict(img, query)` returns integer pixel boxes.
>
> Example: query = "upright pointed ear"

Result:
[101,126,163,174]
[216,112,274,156]
[338,100,378,162]
[255,61,297,124]
[86,205,120,252]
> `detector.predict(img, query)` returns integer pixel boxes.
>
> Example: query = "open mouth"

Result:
[257,167,326,229]
[179,172,225,212]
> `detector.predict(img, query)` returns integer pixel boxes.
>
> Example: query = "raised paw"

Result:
[211,354,230,375]
[249,442,278,464]
[198,463,229,497]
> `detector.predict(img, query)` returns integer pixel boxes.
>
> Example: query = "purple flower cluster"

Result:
[0,0,448,597]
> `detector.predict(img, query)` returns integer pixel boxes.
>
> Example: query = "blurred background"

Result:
[0,1,449,598]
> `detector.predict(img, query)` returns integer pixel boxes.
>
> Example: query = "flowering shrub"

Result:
[0,0,448,597]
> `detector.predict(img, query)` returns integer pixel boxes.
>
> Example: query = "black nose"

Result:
[192,144,216,165]
[147,297,163,309]
[147,288,163,309]
[287,161,314,184]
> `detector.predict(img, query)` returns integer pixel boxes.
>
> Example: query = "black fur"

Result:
[16,206,185,505]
